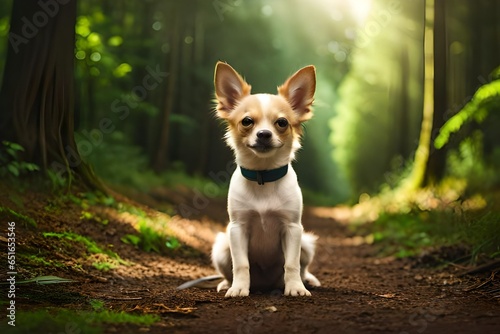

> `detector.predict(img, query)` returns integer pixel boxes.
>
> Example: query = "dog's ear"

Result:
[278,65,316,122]
[214,62,251,119]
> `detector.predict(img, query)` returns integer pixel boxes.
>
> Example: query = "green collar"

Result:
[240,165,288,185]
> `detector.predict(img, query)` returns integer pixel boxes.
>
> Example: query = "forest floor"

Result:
[0,183,499,334]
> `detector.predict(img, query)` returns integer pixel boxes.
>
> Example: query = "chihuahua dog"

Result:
[177,62,320,297]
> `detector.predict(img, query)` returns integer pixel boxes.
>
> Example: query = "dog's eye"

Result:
[275,117,289,128]
[241,116,254,127]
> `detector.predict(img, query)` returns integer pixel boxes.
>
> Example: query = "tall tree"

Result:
[153,0,182,172]
[404,0,447,190]
[0,0,102,190]
[424,0,447,185]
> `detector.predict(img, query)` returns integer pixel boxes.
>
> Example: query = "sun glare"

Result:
[349,0,372,24]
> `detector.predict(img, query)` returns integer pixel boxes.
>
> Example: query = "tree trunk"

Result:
[403,0,435,190]
[399,47,410,158]
[153,4,181,172]
[0,0,103,190]
[424,0,447,185]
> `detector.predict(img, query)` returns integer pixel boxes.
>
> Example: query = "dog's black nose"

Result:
[256,130,272,139]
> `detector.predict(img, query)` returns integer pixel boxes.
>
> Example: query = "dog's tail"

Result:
[176,275,224,290]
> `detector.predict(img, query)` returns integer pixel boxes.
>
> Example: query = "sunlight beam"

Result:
[349,0,372,24]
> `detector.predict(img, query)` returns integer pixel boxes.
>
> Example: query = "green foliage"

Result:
[370,208,500,260]
[86,309,160,326]
[1,309,101,334]
[90,299,105,311]
[137,222,164,253]
[370,210,462,258]
[0,1,11,80]
[330,1,424,197]
[68,0,370,203]
[79,132,160,191]
[80,210,109,225]
[92,261,116,271]
[0,308,160,334]
[46,168,69,189]
[116,201,182,253]
[18,247,85,275]
[42,232,128,267]
[445,132,500,190]
[464,211,500,259]
[66,191,116,212]
[44,232,99,254]
[435,72,500,149]
[0,141,39,179]
[166,236,181,250]
[19,254,64,269]
[0,206,37,227]
[294,74,349,203]
[120,234,141,247]
[117,202,147,217]
[81,131,229,198]
[122,220,181,254]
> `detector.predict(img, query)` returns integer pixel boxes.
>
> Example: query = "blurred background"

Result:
[0,0,499,206]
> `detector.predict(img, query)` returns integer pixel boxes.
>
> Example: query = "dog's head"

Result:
[214,62,316,169]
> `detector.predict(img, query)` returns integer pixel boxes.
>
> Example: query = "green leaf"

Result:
[16,275,76,285]
[166,237,180,250]
[80,211,94,220]
[7,142,24,152]
[121,234,141,246]
[25,163,40,172]
[434,79,500,149]
[7,164,19,176]
[6,148,17,157]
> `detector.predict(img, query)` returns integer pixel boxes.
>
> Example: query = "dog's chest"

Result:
[228,168,302,217]
[228,171,303,269]
[244,209,286,269]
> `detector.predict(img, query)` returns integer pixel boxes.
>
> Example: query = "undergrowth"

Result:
[359,187,500,262]
[0,206,37,227]
[0,303,160,334]
[118,204,182,254]
[370,210,499,260]
[42,232,129,270]
[0,141,39,181]
[80,132,228,197]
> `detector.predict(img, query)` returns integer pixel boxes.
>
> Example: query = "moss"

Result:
[0,308,160,334]
[42,232,129,269]
[0,206,37,227]
[19,254,65,268]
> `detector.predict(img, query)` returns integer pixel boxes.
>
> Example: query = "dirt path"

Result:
[77,205,500,333]
[2,189,499,334]
[142,206,498,334]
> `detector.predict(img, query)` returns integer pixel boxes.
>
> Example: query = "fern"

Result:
[435,70,500,149]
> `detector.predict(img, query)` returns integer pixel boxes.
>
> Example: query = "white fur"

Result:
[211,62,320,297]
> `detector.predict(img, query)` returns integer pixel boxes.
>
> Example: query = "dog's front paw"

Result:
[284,281,311,297]
[225,285,250,297]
